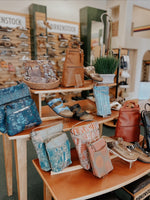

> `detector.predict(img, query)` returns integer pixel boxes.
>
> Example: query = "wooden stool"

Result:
[122,175,150,200]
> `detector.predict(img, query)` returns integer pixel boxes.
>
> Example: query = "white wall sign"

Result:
[0,13,26,28]
[47,20,79,35]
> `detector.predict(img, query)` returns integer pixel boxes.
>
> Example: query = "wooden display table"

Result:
[32,149,150,200]
[2,105,119,200]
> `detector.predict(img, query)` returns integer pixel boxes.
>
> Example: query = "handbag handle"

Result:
[123,101,139,108]
[31,121,63,132]
[144,103,150,110]
[68,41,80,49]
[71,119,98,130]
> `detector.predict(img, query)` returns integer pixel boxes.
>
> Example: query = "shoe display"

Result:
[50,60,56,65]
[20,55,30,61]
[20,42,29,47]
[0,26,12,32]
[0,50,7,56]
[36,20,46,29]
[10,43,17,48]
[0,60,8,68]
[8,62,15,72]
[71,41,83,48]
[18,33,28,39]
[48,51,57,58]
[16,26,28,31]
[45,43,51,48]
[45,95,73,118]
[40,54,49,58]
[58,34,68,42]
[125,142,150,163]
[0,42,5,47]
[1,35,10,41]
[59,50,66,55]
[119,81,129,88]
[103,136,138,168]
[38,33,47,38]
[59,41,68,48]
[47,32,55,38]
[48,41,56,45]
[84,66,103,82]
[110,101,122,110]
[69,103,94,121]
[71,35,80,40]
[19,48,29,54]
[10,51,17,57]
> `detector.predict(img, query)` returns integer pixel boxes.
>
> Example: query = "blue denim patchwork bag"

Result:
[30,123,63,171]
[45,133,72,173]
[93,85,111,117]
[0,82,41,135]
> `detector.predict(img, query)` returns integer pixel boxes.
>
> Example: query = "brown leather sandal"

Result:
[70,103,93,121]
[84,66,103,82]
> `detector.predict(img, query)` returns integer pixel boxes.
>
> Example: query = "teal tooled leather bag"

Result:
[0,82,41,136]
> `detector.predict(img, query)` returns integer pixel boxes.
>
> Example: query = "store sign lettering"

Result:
[47,20,79,35]
[0,13,26,28]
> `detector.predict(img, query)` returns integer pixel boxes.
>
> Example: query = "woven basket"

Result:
[23,78,60,90]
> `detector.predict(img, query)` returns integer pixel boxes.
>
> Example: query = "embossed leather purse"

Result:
[62,42,84,87]
[87,138,113,178]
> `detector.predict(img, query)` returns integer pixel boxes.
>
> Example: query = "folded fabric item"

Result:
[31,123,63,171]
[45,132,72,172]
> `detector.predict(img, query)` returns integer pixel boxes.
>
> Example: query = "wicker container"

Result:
[23,78,60,90]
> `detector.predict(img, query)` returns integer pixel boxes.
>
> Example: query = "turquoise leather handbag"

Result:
[0,82,41,136]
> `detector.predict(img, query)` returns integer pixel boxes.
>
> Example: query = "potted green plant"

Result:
[94,56,119,83]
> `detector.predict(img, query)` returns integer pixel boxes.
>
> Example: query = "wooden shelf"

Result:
[32,149,150,200]
[30,80,93,94]
[7,100,119,140]
[104,119,117,127]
